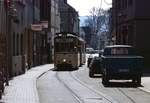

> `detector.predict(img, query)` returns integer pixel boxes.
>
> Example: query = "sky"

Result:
[68,0,112,16]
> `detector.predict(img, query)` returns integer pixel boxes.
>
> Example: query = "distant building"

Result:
[79,27,86,40]
[39,0,50,64]
[81,26,92,47]
[50,0,60,62]
[0,0,8,77]
[112,0,150,66]
[59,0,79,35]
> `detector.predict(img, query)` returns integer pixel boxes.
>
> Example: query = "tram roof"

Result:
[55,32,79,37]
[78,37,85,42]
[55,32,85,43]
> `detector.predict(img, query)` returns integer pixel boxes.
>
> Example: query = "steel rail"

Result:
[56,72,84,103]
[117,88,136,103]
[70,72,117,103]
[71,71,137,103]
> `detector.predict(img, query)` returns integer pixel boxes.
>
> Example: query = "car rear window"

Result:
[111,47,129,55]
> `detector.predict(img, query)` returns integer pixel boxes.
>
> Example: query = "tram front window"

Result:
[55,42,76,52]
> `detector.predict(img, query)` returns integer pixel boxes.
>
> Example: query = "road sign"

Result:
[31,24,42,31]
[40,21,48,29]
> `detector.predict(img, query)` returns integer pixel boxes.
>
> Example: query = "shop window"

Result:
[13,33,16,56]
[16,34,19,55]
[128,0,133,6]
[21,34,23,55]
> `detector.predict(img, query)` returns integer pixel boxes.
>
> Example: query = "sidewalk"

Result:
[0,64,150,103]
[140,77,150,93]
[0,64,54,103]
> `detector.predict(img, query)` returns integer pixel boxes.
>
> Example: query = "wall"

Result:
[50,0,60,61]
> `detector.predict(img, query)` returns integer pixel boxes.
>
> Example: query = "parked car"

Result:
[99,50,104,57]
[101,45,144,86]
[89,57,102,77]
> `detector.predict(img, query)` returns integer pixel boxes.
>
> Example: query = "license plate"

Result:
[119,69,129,72]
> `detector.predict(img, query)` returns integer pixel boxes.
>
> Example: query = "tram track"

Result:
[117,88,136,103]
[56,72,84,103]
[37,68,150,103]
[71,69,138,103]
[70,72,117,103]
[116,86,150,103]
[56,71,118,103]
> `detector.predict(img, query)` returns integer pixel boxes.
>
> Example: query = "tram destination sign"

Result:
[55,38,74,42]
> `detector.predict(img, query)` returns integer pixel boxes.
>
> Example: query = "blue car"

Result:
[101,45,144,85]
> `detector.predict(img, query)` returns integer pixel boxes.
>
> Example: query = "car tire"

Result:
[132,76,141,85]
[136,76,141,85]
[89,71,94,77]
[0,90,2,99]
[102,74,109,86]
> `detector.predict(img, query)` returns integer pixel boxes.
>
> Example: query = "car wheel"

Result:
[0,90,2,99]
[102,74,109,86]
[132,76,141,85]
[89,71,94,77]
[132,78,136,83]
[136,76,141,85]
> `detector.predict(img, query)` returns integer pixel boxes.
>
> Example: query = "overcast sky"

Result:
[68,0,112,16]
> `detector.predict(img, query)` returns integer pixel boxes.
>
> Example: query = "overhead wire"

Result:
[103,0,112,5]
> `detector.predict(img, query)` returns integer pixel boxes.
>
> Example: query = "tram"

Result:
[54,32,86,70]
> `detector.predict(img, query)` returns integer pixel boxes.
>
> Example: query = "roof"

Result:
[55,32,79,38]
[55,32,78,36]
[105,45,132,48]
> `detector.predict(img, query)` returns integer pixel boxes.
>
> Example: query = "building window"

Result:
[13,33,16,56]
[122,0,127,9]
[21,34,23,55]
[21,12,24,25]
[16,34,19,55]
[117,1,121,10]
[128,0,133,6]
[124,0,127,8]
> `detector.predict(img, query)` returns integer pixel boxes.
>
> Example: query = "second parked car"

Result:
[89,57,102,77]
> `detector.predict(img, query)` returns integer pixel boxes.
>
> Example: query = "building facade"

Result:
[2,0,42,77]
[40,0,50,64]
[112,0,150,66]
[0,0,8,78]
[81,26,92,47]
[50,0,60,62]
[0,0,79,79]
[59,0,79,35]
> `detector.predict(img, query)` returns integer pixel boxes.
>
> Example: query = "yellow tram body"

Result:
[54,32,85,70]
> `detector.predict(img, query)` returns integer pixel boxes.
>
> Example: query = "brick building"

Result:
[0,0,8,77]
[112,0,150,66]
[59,0,79,35]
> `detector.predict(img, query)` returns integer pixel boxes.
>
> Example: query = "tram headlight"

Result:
[63,59,66,62]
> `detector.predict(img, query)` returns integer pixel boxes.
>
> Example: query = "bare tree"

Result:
[84,7,109,49]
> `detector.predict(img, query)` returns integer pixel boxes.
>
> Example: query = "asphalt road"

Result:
[37,65,150,103]
[73,65,150,103]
